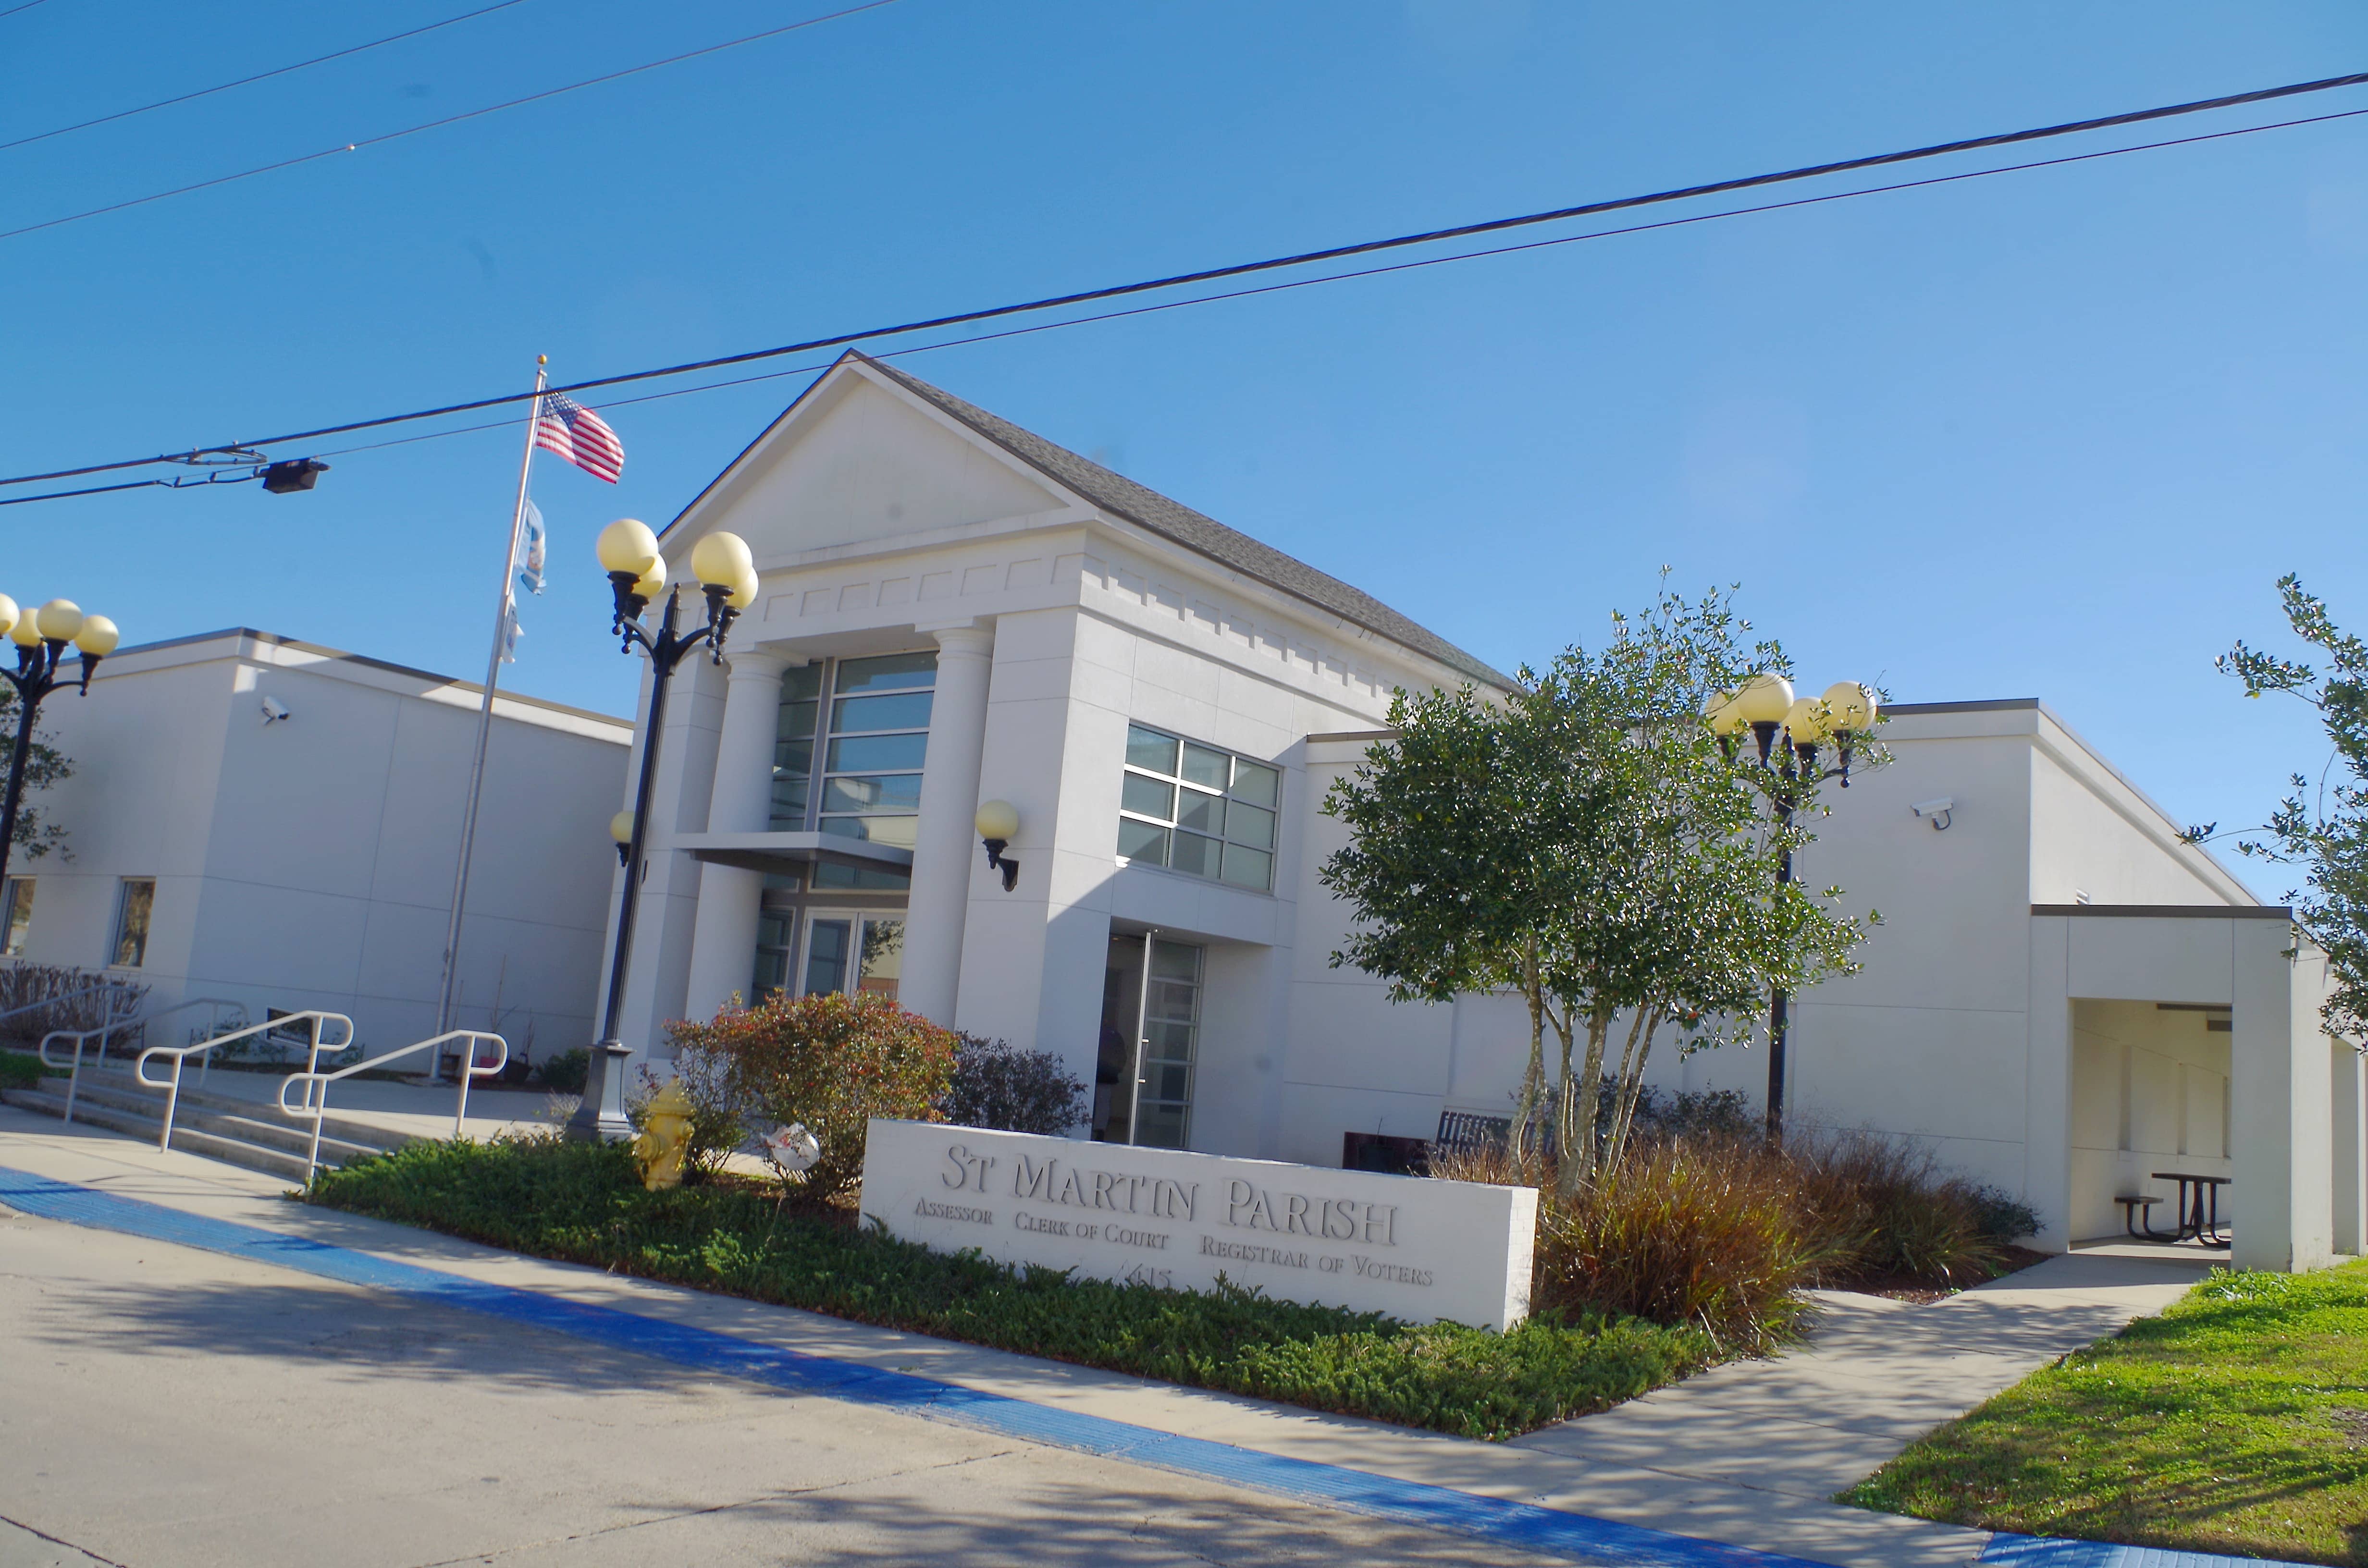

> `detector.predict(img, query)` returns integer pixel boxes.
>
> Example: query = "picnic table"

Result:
[2124,1171,2229,1245]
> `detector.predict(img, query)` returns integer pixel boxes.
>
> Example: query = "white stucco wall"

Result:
[12,631,629,1062]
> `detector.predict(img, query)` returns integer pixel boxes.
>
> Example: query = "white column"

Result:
[681,649,791,1022]
[900,623,995,1025]
[2232,923,2334,1272]
[2331,1038,2365,1257]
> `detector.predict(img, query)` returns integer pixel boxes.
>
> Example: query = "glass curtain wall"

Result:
[752,652,932,1003]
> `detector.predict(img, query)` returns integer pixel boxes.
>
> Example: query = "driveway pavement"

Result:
[0,1105,2260,1568]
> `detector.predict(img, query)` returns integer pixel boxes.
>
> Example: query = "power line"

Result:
[0,0,51,18]
[7,68,2365,492]
[0,0,538,156]
[300,97,2368,472]
[0,0,903,244]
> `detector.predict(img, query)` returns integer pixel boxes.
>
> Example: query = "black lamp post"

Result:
[567,519,759,1143]
[0,598,119,890]
[1710,675,1877,1143]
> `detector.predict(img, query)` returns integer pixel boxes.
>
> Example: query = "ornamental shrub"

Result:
[670,990,957,1201]
[940,1033,1088,1135]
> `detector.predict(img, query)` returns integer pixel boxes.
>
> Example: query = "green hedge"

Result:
[0,1051,40,1091]
[307,1137,1714,1440]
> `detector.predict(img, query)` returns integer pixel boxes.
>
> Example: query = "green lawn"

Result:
[1842,1261,2368,1566]
[305,1135,1719,1441]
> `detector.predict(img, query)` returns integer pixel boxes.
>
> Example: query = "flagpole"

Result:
[435,355,548,1041]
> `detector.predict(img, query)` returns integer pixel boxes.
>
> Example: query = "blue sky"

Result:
[3,1,2364,896]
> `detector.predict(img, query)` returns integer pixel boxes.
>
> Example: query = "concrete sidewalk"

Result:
[0,1107,2216,1568]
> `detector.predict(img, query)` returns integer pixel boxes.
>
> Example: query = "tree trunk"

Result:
[1511,936,1545,1186]
[1554,1002,1613,1197]
[1602,1007,1664,1176]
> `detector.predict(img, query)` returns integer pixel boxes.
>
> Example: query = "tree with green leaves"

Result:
[1320,585,1874,1194]
[2203,574,2368,1041]
[0,685,72,864]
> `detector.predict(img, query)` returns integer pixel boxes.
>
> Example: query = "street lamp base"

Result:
[564,1039,638,1143]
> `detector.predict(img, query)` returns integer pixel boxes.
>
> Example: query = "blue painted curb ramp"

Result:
[1981,1532,2321,1567]
[0,1165,1820,1568]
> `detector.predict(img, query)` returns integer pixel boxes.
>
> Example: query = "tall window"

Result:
[1115,724,1281,892]
[767,653,936,858]
[110,879,154,968]
[769,665,824,831]
[0,877,31,957]
[820,653,934,850]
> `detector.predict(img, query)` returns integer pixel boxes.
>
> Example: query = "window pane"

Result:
[1175,788,1223,835]
[1169,830,1220,879]
[1152,1063,1191,1101]
[1180,743,1229,790]
[803,919,851,996]
[1224,802,1274,850]
[111,880,153,969]
[1126,724,1178,775]
[821,774,924,815]
[780,664,824,703]
[2,879,30,958]
[1120,773,1174,821]
[752,945,788,1002]
[776,698,819,741]
[1133,1102,1187,1149]
[826,733,928,773]
[835,652,937,694]
[820,815,919,849]
[1144,1018,1196,1056]
[1220,843,1273,892]
[1150,939,1200,983]
[813,861,912,891]
[1230,760,1279,809]
[1116,818,1169,864]
[858,918,904,998]
[833,691,933,733]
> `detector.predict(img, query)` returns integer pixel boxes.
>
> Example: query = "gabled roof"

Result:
[847,354,1513,689]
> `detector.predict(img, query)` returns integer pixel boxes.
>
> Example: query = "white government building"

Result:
[7,628,629,1063]
[599,350,2360,1274]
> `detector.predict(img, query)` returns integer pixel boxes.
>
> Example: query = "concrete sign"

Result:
[862,1119,1539,1330]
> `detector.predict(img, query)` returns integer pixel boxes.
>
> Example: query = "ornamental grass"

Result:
[1438,1122,2027,1352]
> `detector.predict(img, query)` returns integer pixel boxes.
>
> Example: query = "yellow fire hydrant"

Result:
[632,1080,695,1191]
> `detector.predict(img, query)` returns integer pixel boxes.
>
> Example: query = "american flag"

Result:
[533,392,624,483]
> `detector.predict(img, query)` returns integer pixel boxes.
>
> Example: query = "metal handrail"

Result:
[136,1010,355,1156]
[39,995,247,1127]
[277,1030,508,1179]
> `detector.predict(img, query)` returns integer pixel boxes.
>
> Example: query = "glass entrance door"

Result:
[797,911,905,1002]
[1093,932,1202,1148]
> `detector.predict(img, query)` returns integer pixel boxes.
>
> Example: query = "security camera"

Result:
[1912,797,1953,831]
[260,696,290,724]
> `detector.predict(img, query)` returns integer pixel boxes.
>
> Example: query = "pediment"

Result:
[677,368,1070,560]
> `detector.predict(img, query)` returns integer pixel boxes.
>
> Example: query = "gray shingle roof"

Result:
[858,354,1513,689]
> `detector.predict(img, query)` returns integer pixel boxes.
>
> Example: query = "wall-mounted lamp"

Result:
[610,809,635,867]
[1912,797,1954,831]
[975,800,1021,891]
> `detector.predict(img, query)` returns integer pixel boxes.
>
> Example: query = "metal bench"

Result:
[2116,1194,2160,1238]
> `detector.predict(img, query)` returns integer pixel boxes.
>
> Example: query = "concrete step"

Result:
[39,1071,421,1157]
[3,1074,410,1184]
[2,1087,318,1183]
